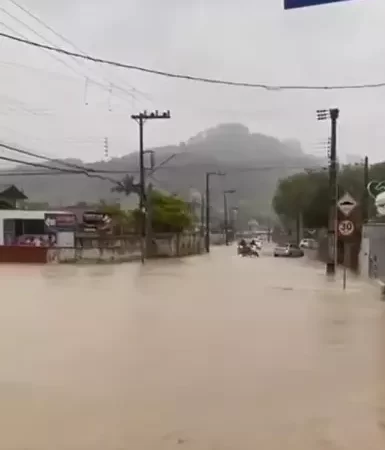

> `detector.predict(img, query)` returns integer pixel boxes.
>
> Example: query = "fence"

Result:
[0,233,204,264]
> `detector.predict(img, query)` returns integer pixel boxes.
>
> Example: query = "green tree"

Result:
[272,162,384,229]
[132,190,193,233]
[273,170,329,228]
[97,203,134,233]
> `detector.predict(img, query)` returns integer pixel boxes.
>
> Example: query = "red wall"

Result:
[0,246,48,263]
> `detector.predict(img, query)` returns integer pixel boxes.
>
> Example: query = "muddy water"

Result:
[1,247,385,449]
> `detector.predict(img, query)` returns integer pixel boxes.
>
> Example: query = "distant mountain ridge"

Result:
[0,123,321,213]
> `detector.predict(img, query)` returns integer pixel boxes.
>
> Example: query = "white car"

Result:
[299,238,317,249]
[274,243,304,258]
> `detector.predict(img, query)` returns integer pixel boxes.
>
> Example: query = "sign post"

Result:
[337,192,358,289]
[342,241,351,290]
[284,0,349,9]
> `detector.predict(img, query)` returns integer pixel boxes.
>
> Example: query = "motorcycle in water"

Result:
[249,244,260,257]
[237,243,259,257]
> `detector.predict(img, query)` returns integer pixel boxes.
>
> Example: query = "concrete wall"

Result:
[47,233,204,264]
[359,223,385,280]
[47,247,141,264]
[0,233,205,264]
[0,246,47,264]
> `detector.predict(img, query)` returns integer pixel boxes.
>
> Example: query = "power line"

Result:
[0,140,192,190]
[6,0,151,102]
[0,12,139,105]
[0,169,134,176]
[0,141,126,187]
[0,154,82,173]
[1,31,384,91]
[0,11,96,85]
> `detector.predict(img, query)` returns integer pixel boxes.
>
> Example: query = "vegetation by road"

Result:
[98,190,194,234]
[272,161,385,229]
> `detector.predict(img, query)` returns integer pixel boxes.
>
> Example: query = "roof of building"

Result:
[0,210,72,220]
[0,184,28,200]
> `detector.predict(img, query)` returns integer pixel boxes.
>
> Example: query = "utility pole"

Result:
[205,171,225,253]
[131,110,171,263]
[363,155,369,223]
[317,108,339,276]
[145,151,155,258]
[103,137,109,161]
[223,189,236,246]
[145,182,154,258]
[200,195,205,237]
[230,207,238,241]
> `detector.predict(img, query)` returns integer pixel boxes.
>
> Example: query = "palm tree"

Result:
[111,175,140,196]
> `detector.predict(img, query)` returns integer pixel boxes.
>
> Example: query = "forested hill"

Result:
[1,123,322,214]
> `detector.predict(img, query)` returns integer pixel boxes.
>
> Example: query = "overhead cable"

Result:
[0,142,125,187]
[5,0,151,102]
[0,31,384,91]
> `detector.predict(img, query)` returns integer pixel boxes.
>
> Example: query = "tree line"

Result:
[272,161,385,229]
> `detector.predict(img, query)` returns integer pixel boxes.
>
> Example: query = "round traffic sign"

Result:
[338,220,355,236]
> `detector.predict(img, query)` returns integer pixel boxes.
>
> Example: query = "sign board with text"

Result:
[44,213,77,233]
[284,0,348,9]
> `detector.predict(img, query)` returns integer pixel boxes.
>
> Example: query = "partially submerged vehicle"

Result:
[237,242,259,257]
[273,243,304,258]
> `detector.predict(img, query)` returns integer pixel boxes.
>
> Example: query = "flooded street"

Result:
[1,246,385,449]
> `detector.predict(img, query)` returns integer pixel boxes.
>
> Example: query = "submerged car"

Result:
[274,243,304,258]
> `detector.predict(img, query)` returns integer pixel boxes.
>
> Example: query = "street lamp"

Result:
[317,108,339,276]
[205,171,225,252]
[223,189,236,246]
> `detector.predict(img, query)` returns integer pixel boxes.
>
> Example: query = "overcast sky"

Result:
[0,0,383,167]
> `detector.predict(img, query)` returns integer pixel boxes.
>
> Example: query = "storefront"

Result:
[0,210,77,246]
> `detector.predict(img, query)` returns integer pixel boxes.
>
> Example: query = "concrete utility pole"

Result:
[223,189,236,246]
[317,107,339,276]
[144,151,155,258]
[131,110,171,263]
[363,155,369,223]
[145,182,154,258]
[205,171,225,253]
[230,207,238,240]
[200,195,205,237]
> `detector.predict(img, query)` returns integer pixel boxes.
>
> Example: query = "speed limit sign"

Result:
[338,219,355,236]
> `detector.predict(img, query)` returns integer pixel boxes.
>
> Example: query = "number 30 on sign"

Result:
[338,220,355,236]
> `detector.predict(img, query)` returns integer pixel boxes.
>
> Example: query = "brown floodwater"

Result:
[1,245,385,449]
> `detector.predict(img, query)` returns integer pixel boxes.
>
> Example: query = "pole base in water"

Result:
[326,262,335,276]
